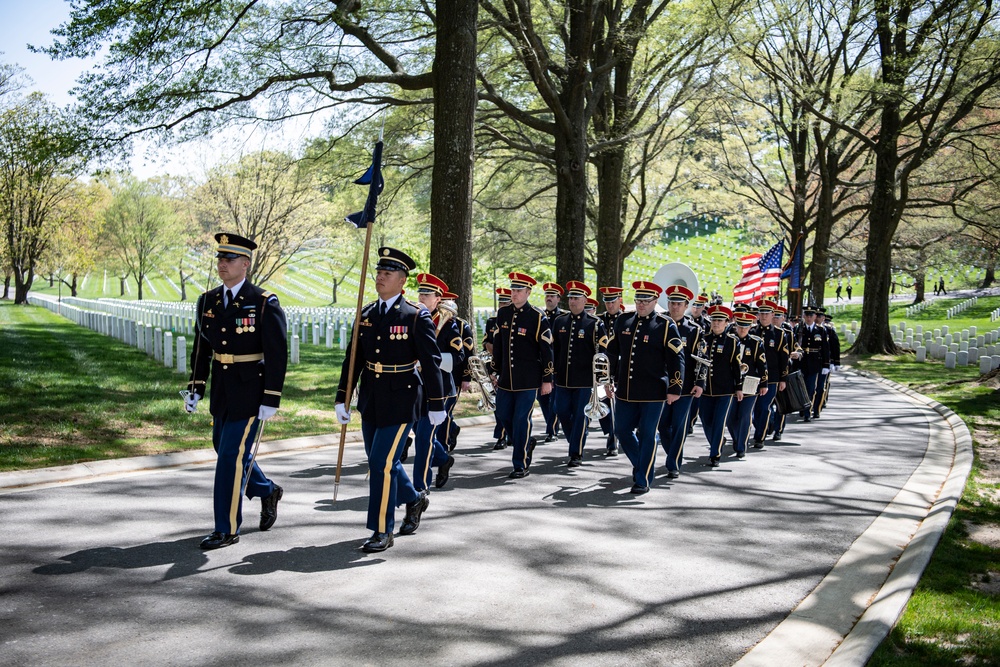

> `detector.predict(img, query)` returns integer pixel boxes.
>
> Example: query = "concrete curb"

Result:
[735,369,973,666]
[0,414,498,494]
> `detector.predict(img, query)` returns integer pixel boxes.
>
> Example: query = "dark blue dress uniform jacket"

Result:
[701,331,742,396]
[825,324,841,365]
[793,323,831,374]
[551,311,609,388]
[336,297,445,428]
[188,282,288,420]
[750,323,789,382]
[432,311,466,398]
[606,312,685,402]
[674,315,706,396]
[736,334,769,386]
[456,317,475,387]
[489,304,554,390]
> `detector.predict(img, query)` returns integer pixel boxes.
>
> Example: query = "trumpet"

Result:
[584,353,612,420]
[467,353,496,412]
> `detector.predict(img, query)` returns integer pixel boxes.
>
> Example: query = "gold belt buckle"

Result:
[218,353,234,364]
[374,362,383,373]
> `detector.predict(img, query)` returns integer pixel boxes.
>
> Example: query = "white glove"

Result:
[336,403,351,425]
[821,367,830,375]
[184,394,200,413]
[428,410,447,425]
[439,353,454,373]
[828,363,836,373]
[258,405,278,421]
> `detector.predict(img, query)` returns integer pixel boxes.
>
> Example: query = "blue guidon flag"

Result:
[346,140,384,228]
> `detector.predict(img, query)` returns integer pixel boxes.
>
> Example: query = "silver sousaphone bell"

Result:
[651,262,700,313]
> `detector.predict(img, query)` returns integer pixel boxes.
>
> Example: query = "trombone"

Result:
[584,353,612,420]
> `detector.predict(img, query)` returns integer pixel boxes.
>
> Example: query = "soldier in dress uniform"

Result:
[815,308,841,414]
[551,281,609,467]
[699,305,742,467]
[656,284,705,479]
[335,247,447,553]
[749,299,789,447]
[411,273,464,492]
[687,292,711,435]
[539,282,565,441]
[598,286,626,456]
[769,305,799,441]
[442,291,474,452]
[606,281,685,494]
[484,288,511,449]
[793,306,830,422]
[584,297,599,316]
[489,272,555,479]
[726,311,768,458]
[185,233,287,550]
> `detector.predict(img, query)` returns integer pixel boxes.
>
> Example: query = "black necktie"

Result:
[226,289,234,308]
[379,301,387,318]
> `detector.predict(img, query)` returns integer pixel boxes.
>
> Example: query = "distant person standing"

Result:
[846,283,853,300]
[186,233,287,550]
[835,283,842,301]
[939,277,947,295]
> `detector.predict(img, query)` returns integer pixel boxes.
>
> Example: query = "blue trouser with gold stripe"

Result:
[615,399,664,488]
[753,383,778,442]
[413,396,455,490]
[657,394,693,473]
[538,390,558,436]
[496,387,538,472]
[726,394,757,454]
[700,395,734,459]
[211,414,276,535]
[362,420,418,534]
[554,386,591,459]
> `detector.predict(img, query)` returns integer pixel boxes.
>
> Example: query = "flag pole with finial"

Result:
[333,120,385,501]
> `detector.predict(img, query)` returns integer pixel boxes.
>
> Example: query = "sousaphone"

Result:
[652,262,700,311]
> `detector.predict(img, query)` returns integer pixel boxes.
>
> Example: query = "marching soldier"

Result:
[769,305,799,441]
[551,282,609,467]
[687,292,711,435]
[484,288,511,449]
[442,291,475,452]
[335,247,447,553]
[793,306,830,422]
[815,308,841,414]
[656,284,705,478]
[490,272,555,479]
[539,282,565,441]
[411,274,464,492]
[584,297,599,316]
[727,311,768,458]
[749,299,789,447]
[185,233,286,550]
[606,281,685,494]
[699,305,742,467]
[598,286,626,456]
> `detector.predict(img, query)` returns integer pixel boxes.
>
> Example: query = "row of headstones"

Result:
[946,296,977,319]
[892,321,1000,372]
[992,307,1000,322]
[905,301,930,318]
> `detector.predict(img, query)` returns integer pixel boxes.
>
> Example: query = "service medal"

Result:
[236,327,243,334]
[402,333,408,339]
[390,334,396,340]
[249,326,255,332]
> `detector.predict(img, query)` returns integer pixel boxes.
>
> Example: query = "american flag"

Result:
[732,242,784,303]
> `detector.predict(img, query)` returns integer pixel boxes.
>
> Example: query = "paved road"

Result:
[0,372,941,666]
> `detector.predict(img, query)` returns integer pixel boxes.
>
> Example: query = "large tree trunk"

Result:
[136,274,144,300]
[69,273,79,298]
[120,277,126,297]
[912,269,925,304]
[594,149,625,289]
[982,265,995,288]
[554,120,588,284]
[810,142,838,306]
[430,0,478,319]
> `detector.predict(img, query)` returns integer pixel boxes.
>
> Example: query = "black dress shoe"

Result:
[399,492,429,535]
[435,455,455,489]
[508,469,528,479]
[773,432,782,441]
[710,457,721,468]
[361,532,394,552]
[630,484,650,495]
[259,484,283,531]
[200,532,239,550]
[666,470,680,479]
[493,438,507,450]
[605,448,619,457]
[802,415,812,423]
[400,436,412,462]
[449,425,461,451]
[752,440,765,449]
[736,451,746,459]
[544,433,555,443]
[568,457,582,467]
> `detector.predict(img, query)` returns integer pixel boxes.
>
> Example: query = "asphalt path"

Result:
[0,372,938,666]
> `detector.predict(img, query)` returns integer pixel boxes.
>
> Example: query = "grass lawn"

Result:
[852,353,1000,666]
[0,301,496,472]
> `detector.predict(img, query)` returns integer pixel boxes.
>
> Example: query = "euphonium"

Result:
[584,352,612,420]
[467,353,496,412]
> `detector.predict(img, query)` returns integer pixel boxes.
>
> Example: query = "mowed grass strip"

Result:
[854,355,1000,666]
